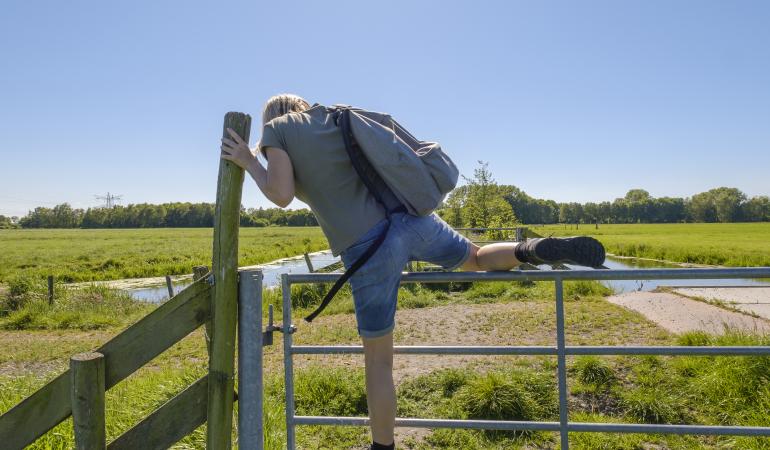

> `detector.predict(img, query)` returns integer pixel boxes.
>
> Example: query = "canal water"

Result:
[558,257,770,293]
[126,250,340,303]
[124,253,769,303]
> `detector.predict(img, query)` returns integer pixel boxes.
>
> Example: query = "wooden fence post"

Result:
[70,352,105,450]
[208,111,250,449]
[165,275,174,298]
[303,253,314,272]
[47,275,54,306]
[193,265,211,358]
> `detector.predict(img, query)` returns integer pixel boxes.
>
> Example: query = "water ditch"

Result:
[108,253,768,303]
[590,257,770,293]
[113,250,340,303]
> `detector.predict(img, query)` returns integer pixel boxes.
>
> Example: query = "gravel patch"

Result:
[673,287,770,320]
[607,291,770,334]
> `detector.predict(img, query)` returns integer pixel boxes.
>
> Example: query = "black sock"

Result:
[514,239,534,263]
[371,442,395,450]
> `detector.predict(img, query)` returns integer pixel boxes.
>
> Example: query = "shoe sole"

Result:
[535,236,606,268]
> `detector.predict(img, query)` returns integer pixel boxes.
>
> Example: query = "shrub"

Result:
[456,372,539,422]
[8,276,37,297]
[574,357,616,387]
[619,388,686,424]
[294,367,368,417]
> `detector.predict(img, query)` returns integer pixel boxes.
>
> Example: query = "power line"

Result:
[94,192,123,209]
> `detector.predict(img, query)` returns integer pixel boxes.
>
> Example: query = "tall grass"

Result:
[0,276,153,330]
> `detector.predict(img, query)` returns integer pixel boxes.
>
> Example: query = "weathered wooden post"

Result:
[303,252,314,272]
[193,265,212,357]
[70,352,105,450]
[47,275,54,305]
[208,112,250,449]
[165,275,174,298]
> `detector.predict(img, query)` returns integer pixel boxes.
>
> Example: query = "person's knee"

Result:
[460,244,481,271]
[366,347,394,370]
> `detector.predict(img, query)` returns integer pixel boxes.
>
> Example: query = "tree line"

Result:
[436,162,770,228]
[4,163,768,229]
[10,203,318,229]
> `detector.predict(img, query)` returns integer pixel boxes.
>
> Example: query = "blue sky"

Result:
[1,0,769,217]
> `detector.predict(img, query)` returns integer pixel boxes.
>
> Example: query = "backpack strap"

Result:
[304,108,404,323]
[303,222,388,322]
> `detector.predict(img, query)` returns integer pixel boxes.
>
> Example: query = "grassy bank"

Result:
[0,227,328,282]
[534,222,770,267]
[0,278,153,330]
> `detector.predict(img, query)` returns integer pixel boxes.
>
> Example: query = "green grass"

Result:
[2,221,770,448]
[533,222,770,267]
[0,227,329,282]
[0,279,154,330]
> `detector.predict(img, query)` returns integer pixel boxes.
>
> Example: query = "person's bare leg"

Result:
[362,332,396,446]
[461,242,522,271]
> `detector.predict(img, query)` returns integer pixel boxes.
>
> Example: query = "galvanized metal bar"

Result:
[566,346,770,356]
[554,278,569,450]
[567,422,770,436]
[292,416,770,436]
[237,269,263,450]
[292,345,557,355]
[290,345,770,356]
[286,267,770,284]
[294,416,560,431]
[281,274,296,450]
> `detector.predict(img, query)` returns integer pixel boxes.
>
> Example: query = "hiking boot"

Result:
[515,236,605,268]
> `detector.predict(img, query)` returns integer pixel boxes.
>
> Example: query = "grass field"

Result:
[2,223,770,448]
[0,227,329,283]
[533,222,770,267]
[3,223,768,284]
[2,280,769,449]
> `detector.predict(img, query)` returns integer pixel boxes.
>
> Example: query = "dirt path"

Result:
[607,291,770,334]
[290,298,670,385]
[286,298,672,447]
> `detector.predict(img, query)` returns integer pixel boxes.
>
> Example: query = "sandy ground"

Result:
[673,287,770,319]
[608,290,770,334]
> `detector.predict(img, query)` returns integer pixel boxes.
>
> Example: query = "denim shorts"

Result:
[339,212,472,338]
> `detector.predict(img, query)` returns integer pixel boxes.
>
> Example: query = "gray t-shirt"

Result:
[259,104,386,256]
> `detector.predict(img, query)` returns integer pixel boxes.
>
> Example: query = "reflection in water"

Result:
[570,257,769,293]
[127,251,340,303]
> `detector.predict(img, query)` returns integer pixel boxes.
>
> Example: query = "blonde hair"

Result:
[261,93,310,125]
[259,94,310,158]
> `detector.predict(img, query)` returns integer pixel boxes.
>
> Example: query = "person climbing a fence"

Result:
[220,93,606,450]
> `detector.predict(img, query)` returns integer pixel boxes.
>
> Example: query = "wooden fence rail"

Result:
[0,276,213,449]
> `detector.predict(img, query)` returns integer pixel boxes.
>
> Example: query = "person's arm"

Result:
[220,128,295,207]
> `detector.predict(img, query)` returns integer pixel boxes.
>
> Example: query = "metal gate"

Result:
[239,267,770,449]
